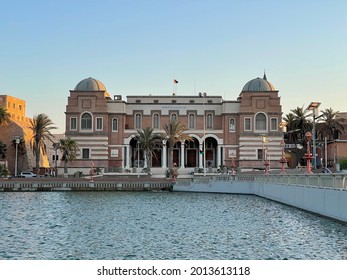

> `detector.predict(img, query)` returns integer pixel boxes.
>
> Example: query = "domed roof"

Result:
[242,74,276,92]
[74,77,107,91]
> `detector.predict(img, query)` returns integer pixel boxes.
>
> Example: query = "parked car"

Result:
[19,172,37,178]
[322,167,333,174]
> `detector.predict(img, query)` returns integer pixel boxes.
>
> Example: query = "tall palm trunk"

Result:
[35,140,40,175]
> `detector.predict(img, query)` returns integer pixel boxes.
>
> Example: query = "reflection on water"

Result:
[0,191,347,260]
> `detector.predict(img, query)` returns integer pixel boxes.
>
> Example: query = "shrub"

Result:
[339,158,347,170]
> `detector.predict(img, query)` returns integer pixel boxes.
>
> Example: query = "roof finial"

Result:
[263,70,267,81]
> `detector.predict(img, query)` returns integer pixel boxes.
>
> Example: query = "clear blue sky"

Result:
[0,0,346,133]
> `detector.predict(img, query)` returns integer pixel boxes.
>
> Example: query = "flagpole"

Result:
[173,79,178,95]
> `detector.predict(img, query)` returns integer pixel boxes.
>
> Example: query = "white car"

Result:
[20,172,37,178]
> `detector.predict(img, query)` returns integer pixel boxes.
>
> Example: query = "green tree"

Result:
[29,113,57,175]
[58,137,78,175]
[135,127,162,171]
[0,107,10,125]
[0,141,7,159]
[288,106,312,141]
[283,113,299,142]
[316,108,344,141]
[162,120,192,173]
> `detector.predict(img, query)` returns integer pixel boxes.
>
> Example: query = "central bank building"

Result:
[65,74,283,174]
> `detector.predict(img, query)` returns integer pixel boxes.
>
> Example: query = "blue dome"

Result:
[242,77,275,92]
[74,77,107,91]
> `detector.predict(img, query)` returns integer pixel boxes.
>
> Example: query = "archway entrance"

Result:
[186,138,199,167]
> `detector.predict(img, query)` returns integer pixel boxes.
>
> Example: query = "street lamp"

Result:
[279,121,287,175]
[137,140,141,178]
[307,102,321,169]
[13,136,21,177]
[230,153,236,175]
[52,142,60,177]
[260,134,268,168]
[162,138,167,169]
[304,131,314,174]
[199,92,207,176]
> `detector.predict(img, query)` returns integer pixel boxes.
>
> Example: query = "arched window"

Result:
[206,113,213,129]
[170,113,177,122]
[229,118,235,132]
[153,113,160,129]
[255,113,267,131]
[81,112,92,130]
[112,118,118,131]
[188,113,195,129]
[135,113,142,129]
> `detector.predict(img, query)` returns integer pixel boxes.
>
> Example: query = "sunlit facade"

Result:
[65,75,284,173]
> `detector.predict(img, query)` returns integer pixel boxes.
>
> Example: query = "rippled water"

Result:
[1,191,347,260]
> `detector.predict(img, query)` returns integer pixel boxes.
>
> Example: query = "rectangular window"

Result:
[206,114,213,129]
[135,113,142,129]
[271,118,278,131]
[96,117,103,130]
[229,118,235,132]
[257,149,263,160]
[112,118,118,131]
[153,113,160,129]
[70,117,77,130]
[244,117,251,131]
[82,149,90,159]
[188,113,195,129]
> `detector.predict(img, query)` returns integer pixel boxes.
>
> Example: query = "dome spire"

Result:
[263,70,267,81]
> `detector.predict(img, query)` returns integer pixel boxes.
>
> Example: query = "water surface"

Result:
[1,191,346,259]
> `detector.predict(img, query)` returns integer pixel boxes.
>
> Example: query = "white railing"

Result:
[236,174,347,189]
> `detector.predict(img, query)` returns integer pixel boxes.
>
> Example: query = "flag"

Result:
[174,79,178,83]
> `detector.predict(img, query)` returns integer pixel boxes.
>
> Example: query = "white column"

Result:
[217,146,221,168]
[162,144,167,168]
[180,141,185,168]
[125,145,130,168]
[199,143,203,168]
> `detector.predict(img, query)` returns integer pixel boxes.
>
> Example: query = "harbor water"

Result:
[1,191,347,260]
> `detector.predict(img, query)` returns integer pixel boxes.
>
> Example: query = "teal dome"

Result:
[242,76,275,92]
[74,77,107,91]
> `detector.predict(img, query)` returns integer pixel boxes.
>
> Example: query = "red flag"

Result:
[173,79,178,83]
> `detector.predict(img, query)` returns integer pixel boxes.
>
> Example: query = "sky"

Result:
[0,0,346,133]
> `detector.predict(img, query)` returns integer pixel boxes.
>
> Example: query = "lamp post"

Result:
[199,92,206,176]
[52,142,60,177]
[162,139,167,169]
[307,102,321,169]
[304,131,314,174]
[13,136,20,177]
[230,153,236,175]
[279,121,287,175]
[261,134,268,168]
[137,141,140,178]
[264,147,270,175]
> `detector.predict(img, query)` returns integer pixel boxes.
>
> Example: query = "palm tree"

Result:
[289,106,312,141]
[135,127,162,171]
[0,107,10,125]
[0,141,7,159]
[283,113,299,142]
[317,108,344,141]
[29,113,57,175]
[162,120,192,173]
[59,137,78,175]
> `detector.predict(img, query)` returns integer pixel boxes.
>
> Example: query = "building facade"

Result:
[0,95,49,175]
[65,75,284,173]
